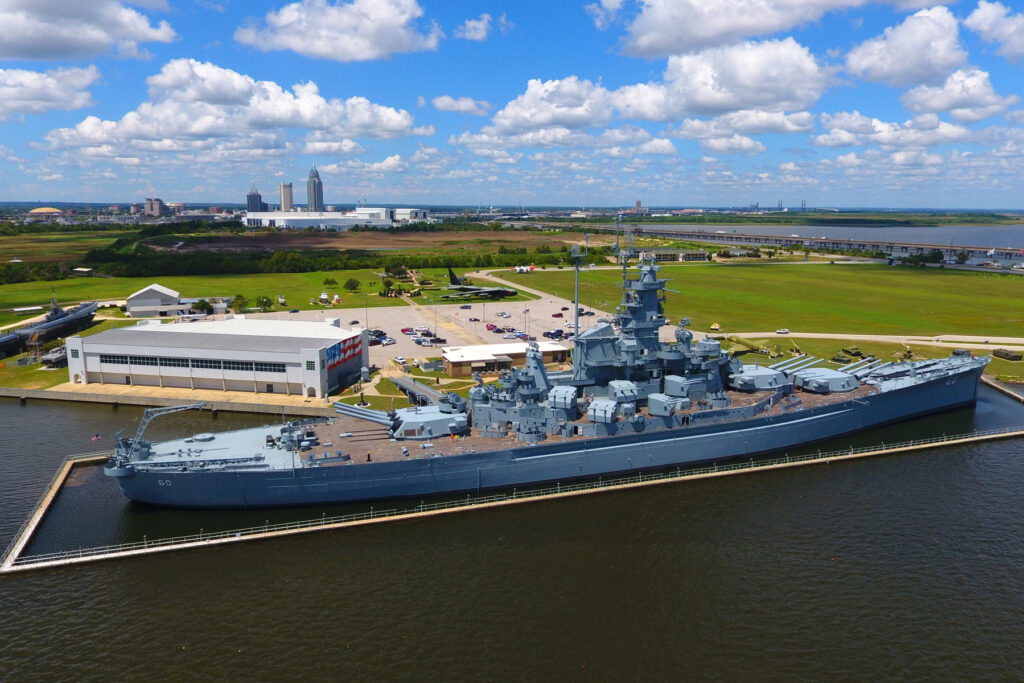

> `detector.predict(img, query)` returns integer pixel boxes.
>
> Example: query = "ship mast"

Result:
[570,233,588,381]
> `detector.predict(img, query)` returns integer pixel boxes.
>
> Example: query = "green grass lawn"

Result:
[0,269,409,323]
[517,263,1024,338]
[0,230,138,263]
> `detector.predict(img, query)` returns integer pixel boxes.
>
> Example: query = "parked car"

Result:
[552,312,563,318]
[564,321,577,328]
[381,337,396,346]
[776,328,790,334]
[393,356,405,364]
[503,333,519,339]
[560,306,570,311]
[563,333,575,340]
[468,317,480,322]
[349,320,360,325]
[582,311,595,316]
[401,327,415,335]
[289,309,300,313]
[414,325,429,333]
[369,338,381,346]
[430,337,447,345]
[497,312,511,318]
[485,323,497,331]
[460,304,472,309]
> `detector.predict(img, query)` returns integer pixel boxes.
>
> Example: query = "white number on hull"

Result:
[158,479,173,487]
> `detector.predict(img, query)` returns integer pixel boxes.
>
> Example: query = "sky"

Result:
[1,0,1023,208]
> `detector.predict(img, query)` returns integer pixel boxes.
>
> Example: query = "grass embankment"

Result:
[513,263,1024,338]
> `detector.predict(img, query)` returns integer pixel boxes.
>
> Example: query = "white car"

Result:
[497,312,511,318]
[381,337,396,346]
[393,356,406,364]
[413,325,429,333]
[564,321,577,328]
[775,328,790,334]
[502,332,519,339]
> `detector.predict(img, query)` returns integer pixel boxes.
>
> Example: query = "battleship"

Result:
[105,246,989,507]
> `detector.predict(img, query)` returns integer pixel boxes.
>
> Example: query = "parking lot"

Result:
[235,276,690,370]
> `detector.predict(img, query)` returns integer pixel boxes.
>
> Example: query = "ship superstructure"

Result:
[105,252,989,507]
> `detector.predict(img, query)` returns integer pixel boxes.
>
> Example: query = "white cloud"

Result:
[45,59,425,160]
[0,0,175,59]
[814,110,971,149]
[492,76,614,133]
[235,0,443,62]
[889,150,942,166]
[671,110,814,138]
[634,138,677,155]
[585,0,624,30]
[497,13,514,33]
[0,66,100,121]
[846,6,965,86]
[454,13,491,41]
[901,68,1020,122]
[964,1,1024,60]
[302,139,365,155]
[701,135,766,154]
[433,95,491,116]
[616,39,826,118]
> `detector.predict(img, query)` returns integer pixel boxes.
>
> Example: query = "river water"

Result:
[1,393,1023,680]
[651,224,1024,250]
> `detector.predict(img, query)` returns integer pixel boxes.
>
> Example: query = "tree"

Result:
[193,298,214,314]
[231,294,249,312]
[322,277,338,287]
[343,278,360,291]
[255,295,272,311]
[956,251,969,265]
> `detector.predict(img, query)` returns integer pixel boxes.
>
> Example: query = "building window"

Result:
[99,354,129,365]
[129,356,159,366]
[305,360,315,371]
[223,360,255,372]
[159,357,189,368]
[70,349,79,359]
[254,362,286,373]
[191,359,223,370]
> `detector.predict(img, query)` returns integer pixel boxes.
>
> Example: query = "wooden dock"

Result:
[3,425,1023,577]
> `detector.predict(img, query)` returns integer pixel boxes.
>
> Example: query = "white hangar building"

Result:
[66,317,368,399]
[126,283,228,318]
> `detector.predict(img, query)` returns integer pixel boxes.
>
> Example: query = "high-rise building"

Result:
[144,197,165,217]
[247,184,264,213]
[280,182,293,212]
[307,166,324,212]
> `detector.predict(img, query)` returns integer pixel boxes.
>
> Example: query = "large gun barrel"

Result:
[333,401,396,427]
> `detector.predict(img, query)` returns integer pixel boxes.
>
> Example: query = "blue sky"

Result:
[1,0,1023,208]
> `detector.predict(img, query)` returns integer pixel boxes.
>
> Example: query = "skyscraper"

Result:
[307,166,324,212]
[246,183,263,212]
[280,182,293,212]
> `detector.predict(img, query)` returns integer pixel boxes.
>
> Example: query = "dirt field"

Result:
[151,230,613,254]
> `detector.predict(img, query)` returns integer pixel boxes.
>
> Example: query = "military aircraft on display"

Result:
[441,269,517,300]
[511,264,536,273]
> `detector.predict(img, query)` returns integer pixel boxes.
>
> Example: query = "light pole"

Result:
[363,291,368,328]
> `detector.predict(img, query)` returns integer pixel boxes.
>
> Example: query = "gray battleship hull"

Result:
[110,363,984,508]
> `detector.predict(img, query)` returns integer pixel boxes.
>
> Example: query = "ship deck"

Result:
[304,383,881,466]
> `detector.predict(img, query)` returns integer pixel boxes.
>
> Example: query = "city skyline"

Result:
[0,1,1023,208]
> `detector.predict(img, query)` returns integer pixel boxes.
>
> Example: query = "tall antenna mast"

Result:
[571,233,589,381]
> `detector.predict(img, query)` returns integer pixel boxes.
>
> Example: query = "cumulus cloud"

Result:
[700,135,766,154]
[964,1,1024,60]
[235,0,443,62]
[585,0,624,30]
[670,110,814,138]
[432,95,491,116]
[846,6,965,87]
[454,13,491,41]
[45,59,425,160]
[492,76,614,133]
[302,138,365,155]
[0,0,175,59]
[901,68,1019,122]
[814,110,971,148]
[616,39,826,119]
[0,66,100,121]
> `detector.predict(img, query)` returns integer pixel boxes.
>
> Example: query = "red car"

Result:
[401,327,414,334]
[552,312,563,318]
[485,323,497,331]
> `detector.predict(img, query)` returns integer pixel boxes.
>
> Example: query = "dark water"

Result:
[656,223,1024,250]
[1,394,1023,680]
